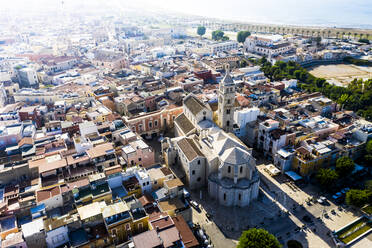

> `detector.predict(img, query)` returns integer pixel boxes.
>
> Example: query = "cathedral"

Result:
[163,69,260,207]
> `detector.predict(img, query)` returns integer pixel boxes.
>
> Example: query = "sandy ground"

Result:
[308,64,372,86]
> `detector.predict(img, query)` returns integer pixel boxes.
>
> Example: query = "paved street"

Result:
[186,164,363,248]
[257,164,362,248]
[191,201,236,248]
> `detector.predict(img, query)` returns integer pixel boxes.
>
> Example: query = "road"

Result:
[191,204,236,248]
[257,164,361,248]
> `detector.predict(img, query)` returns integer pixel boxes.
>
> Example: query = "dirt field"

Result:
[309,64,372,86]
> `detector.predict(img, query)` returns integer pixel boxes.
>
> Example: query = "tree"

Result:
[212,30,225,41]
[197,26,206,37]
[365,180,372,191]
[237,31,251,43]
[336,157,355,177]
[346,189,372,207]
[237,228,281,248]
[287,240,303,248]
[366,140,372,154]
[221,35,229,41]
[316,168,338,187]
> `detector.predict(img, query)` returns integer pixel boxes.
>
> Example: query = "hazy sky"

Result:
[1,0,371,28]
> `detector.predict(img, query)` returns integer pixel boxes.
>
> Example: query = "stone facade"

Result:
[163,91,260,207]
[218,70,235,133]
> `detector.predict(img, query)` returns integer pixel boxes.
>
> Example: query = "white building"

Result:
[244,35,292,58]
[0,83,6,107]
[16,67,39,88]
[209,41,239,55]
[45,224,69,248]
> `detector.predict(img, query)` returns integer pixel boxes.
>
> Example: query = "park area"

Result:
[308,64,372,86]
[335,217,372,245]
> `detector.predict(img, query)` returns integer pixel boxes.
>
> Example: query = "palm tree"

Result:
[354,33,358,39]
[336,32,340,39]
[306,30,310,37]
[328,30,331,38]
[322,31,326,38]
[301,30,305,36]
[342,32,346,39]
[348,32,351,39]
[366,34,370,40]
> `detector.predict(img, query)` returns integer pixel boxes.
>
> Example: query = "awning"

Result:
[285,171,303,181]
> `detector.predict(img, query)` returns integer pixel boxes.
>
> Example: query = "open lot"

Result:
[308,64,372,86]
[186,28,238,41]
[188,163,363,248]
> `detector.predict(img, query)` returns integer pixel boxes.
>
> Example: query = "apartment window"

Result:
[197,177,201,182]
[192,170,195,175]
[228,166,231,173]
[226,109,230,114]
[240,167,243,174]
[154,180,157,184]
[138,158,142,161]
[224,193,226,201]
[138,223,143,231]
[147,181,149,185]
[154,120,158,127]
[197,160,200,165]
[227,99,231,104]
[149,122,152,128]
[238,194,241,201]
[226,121,230,127]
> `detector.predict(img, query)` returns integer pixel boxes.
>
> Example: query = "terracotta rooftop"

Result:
[36,186,61,202]
[138,194,155,207]
[132,230,162,248]
[172,216,199,248]
[150,215,174,230]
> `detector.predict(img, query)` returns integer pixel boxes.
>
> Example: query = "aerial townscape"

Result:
[0,1,372,248]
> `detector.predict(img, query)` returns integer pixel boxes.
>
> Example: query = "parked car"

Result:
[190,200,201,212]
[318,196,327,204]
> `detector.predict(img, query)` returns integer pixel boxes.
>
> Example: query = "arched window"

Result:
[223,193,226,201]
[240,167,243,174]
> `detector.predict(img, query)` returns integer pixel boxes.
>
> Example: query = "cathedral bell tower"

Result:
[218,65,235,132]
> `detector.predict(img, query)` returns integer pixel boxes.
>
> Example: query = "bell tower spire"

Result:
[218,64,235,132]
